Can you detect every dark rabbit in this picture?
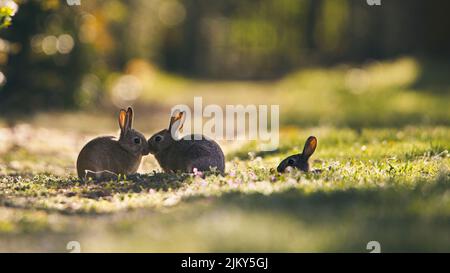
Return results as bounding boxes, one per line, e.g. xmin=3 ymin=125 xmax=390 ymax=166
xmin=277 ymin=136 xmax=317 ymax=172
xmin=76 ymin=107 xmax=149 ymax=181
xmin=148 ymin=110 xmax=225 ymax=175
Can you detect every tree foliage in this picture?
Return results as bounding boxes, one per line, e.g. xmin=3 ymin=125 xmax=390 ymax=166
xmin=0 ymin=0 xmax=17 ymax=29
xmin=0 ymin=0 xmax=449 ymax=113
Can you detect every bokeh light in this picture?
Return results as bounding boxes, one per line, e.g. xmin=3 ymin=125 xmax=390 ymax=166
xmin=57 ymin=34 xmax=75 ymax=54
xmin=30 ymin=34 xmax=44 ymax=54
xmin=79 ymin=13 xmax=97 ymax=43
xmin=0 ymin=71 xmax=6 ymax=86
xmin=158 ymin=0 xmax=186 ymax=27
xmin=41 ymin=35 xmax=58 ymax=55
xmin=111 ymin=75 xmax=143 ymax=108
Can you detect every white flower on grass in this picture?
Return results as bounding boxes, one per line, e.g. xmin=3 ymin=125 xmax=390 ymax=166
xmin=0 ymin=0 xmax=18 ymax=16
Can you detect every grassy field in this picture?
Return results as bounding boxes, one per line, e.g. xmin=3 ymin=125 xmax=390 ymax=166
xmin=0 ymin=58 xmax=449 ymax=252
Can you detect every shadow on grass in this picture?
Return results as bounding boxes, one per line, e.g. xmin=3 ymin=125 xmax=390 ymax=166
xmin=69 ymin=172 xmax=192 ymax=199
xmin=178 ymin=173 xmax=450 ymax=251
xmin=1 ymin=171 xmax=448 ymax=251
xmin=0 ymin=172 xmax=191 ymax=204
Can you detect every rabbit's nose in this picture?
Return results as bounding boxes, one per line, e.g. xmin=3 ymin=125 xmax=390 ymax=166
xmin=147 ymin=141 xmax=156 ymax=154
xmin=144 ymin=144 xmax=151 ymax=155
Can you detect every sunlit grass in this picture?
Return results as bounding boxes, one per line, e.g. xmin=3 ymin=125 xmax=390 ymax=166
xmin=0 ymin=125 xmax=449 ymax=252
xmin=0 ymin=57 xmax=449 ymax=252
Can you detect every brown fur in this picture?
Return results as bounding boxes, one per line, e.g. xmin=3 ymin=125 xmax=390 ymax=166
xmin=148 ymin=111 xmax=225 ymax=175
xmin=76 ymin=107 xmax=149 ymax=181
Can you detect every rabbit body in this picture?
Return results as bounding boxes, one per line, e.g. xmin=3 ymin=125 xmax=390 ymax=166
xmin=77 ymin=136 xmax=143 ymax=180
xmin=148 ymin=111 xmax=225 ymax=175
xmin=153 ymin=134 xmax=225 ymax=174
xmin=76 ymin=107 xmax=149 ymax=181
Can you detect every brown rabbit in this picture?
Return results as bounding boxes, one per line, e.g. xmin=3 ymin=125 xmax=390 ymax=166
xmin=277 ymin=136 xmax=317 ymax=172
xmin=76 ymin=107 xmax=149 ymax=181
xmin=147 ymin=110 xmax=225 ymax=175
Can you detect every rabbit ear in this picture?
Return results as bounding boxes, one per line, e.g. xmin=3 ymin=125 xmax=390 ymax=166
xmin=125 ymin=107 xmax=134 ymax=130
xmin=302 ymin=136 xmax=317 ymax=159
xmin=169 ymin=110 xmax=185 ymax=132
xmin=118 ymin=109 xmax=127 ymax=132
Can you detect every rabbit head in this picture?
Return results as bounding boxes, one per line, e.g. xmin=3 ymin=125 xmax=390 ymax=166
xmin=277 ymin=136 xmax=317 ymax=172
xmin=118 ymin=107 xmax=150 ymax=156
xmin=148 ymin=110 xmax=185 ymax=155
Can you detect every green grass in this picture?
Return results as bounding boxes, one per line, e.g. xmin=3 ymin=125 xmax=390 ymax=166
xmin=0 ymin=126 xmax=449 ymax=252
xmin=0 ymin=57 xmax=449 ymax=252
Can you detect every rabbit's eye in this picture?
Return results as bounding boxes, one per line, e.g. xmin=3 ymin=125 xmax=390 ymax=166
xmin=133 ymin=137 xmax=141 ymax=144
xmin=155 ymin=135 xmax=163 ymax=142
xmin=288 ymin=158 xmax=295 ymax=165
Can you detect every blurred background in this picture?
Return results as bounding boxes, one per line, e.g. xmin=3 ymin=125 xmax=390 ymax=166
xmin=0 ymin=0 xmax=448 ymax=131
xmin=0 ymin=0 xmax=450 ymax=253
